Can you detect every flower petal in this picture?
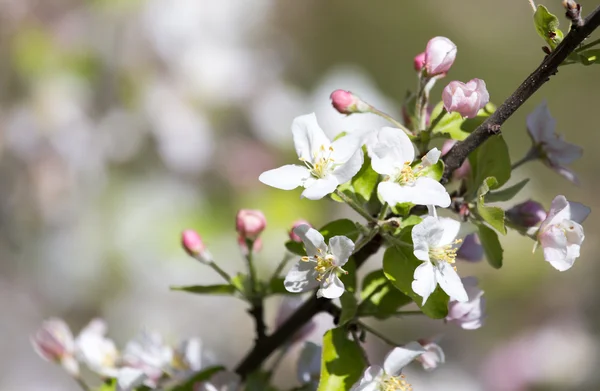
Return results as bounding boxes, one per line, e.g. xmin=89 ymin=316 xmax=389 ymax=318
xmin=284 ymin=260 xmax=320 ymax=293
xmin=317 ymin=273 xmax=345 ymax=299
xmin=328 ymin=236 xmax=355 ymax=267
xmin=292 ymin=113 xmax=330 ymax=162
xmin=412 ymin=216 xmax=444 ymax=259
xmin=569 ymin=201 xmax=591 ymax=224
xmin=526 ymin=100 xmax=555 ymax=143
xmin=333 ymin=148 xmax=364 ymax=185
xmin=259 ymin=165 xmax=309 ymax=190
xmin=438 ymin=217 xmax=462 ymax=246
xmin=541 ymin=195 xmax=570 ymax=229
xmin=301 ymin=176 xmax=339 ymax=200
xmin=435 ymin=262 xmax=468 ymax=302
xmin=422 ymin=148 xmax=441 ymax=167
xmin=293 ymin=225 xmax=327 ymax=257
xmin=383 ymin=343 xmax=426 ymax=376
xmin=369 ymin=127 xmax=415 ymax=175
xmin=413 ymin=177 xmax=451 ymax=207
xmin=330 ymin=134 xmax=363 ymax=164
xmin=412 ymin=262 xmax=436 ymax=305
xmin=117 ymin=368 xmax=147 ymax=391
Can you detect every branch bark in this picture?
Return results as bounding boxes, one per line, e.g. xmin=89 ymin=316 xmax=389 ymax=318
xmin=235 ymin=4 xmax=600 ymax=379
xmin=442 ymin=5 xmax=600 ymax=182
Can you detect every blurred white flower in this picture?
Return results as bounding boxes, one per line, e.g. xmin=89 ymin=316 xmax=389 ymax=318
xmin=296 ymin=342 xmax=321 ymax=390
xmin=121 ymin=329 xmax=173 ymax=387
xmin=31 ymin=318 xmax=79 ymax=377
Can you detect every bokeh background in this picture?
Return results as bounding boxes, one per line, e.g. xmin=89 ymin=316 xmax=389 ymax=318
xmin=2 ymin=0 xmax=599 ymax=390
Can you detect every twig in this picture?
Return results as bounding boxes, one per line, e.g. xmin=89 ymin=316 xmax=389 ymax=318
xmin=441 ymin=5 xmax=600 ymax=183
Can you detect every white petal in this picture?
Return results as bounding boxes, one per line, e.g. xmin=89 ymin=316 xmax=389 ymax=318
xmin=542 ymin=195 xmax=570 ymax=228
xmin=412 ymin=177 xmax=451 ymax=207
xmin=438 ymin=217 xmax=462 ymax=246
xmin=383 ymin=343 xmax=426 ymax=376
xmin=333 ymin=148 xmax=364 ymax=185
xmin=569 ymin=201 xmax=591 ymax=224
xmin=328 ymin=236 xmax=355 ymax=267
xmin=369 ymin=127 xmax=415 ymax=175
xmin=351 ymin=366 xmax=384 ymax=391
xmin=301 ymin=177 xmax=339 ymax=200
xmin=293 ymin=225 xmax=327 ymax=257
xmin=292 ymin=113 xmax=330 ymax=162
xmin=377 ymin=181 xmax=408 ymax=205
xmin=117 ymin=368 xmax=147 ymax=391
xmin=412 ymin=216 xmax=444 ymax=259
xmin=435 ymin=262 xmax=468 ymax=302
xmin=318 ymin=273 xmax=345 ymax=299
xmin=330 ymin=134 xmax=363 ymax=164
xmin=540 ymin=225 xmax=569 ymax=270
xmin=422 ymin=148 xmax=441 ymax=167
xmin=526 ymin=101 xmax=555 ymax=143
xmin=259 ymin=165 xmax=310 ymax=190
xmin=412 ymin=262 xmax=436 ymax=305
xmin=284 ymin=261 xmax=320 ymax=293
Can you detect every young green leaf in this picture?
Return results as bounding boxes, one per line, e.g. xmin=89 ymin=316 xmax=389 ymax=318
xmin=429 ymin=101 xmax=495 ymax=140
xmin=358 ymin=270 xmax=413 ymax=319
xmin=338 ymin=292 xmax=358 ymax=326
xmin=317 ymin=327 xmax=366 ymax=391
xmin=533 ymin=5 xmax=564 ymax=49
xmin=319 ymin=219 xmax=360 ymax=242
xmin=485 ymin=178 xmax=530 ymax=203
xmin=352 ymin=154 xmax=379 ymax=203
xmin=170 ymin=284 xmax=236 ymax=295
xmin=468 ymin=135 xmax=511 ymax=198
xmin=477 ymin=223 xmax=504 ymax=269
xmin=476 ymin=177 xmax=507 ymax=235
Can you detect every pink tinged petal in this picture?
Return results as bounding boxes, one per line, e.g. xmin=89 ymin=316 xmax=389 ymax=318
xmin=413 ymin=177 xmax=451 ymax=207
xmin=569 ymin=202 xmax=591 ymax=224
xmin=292 ymin=113 xmax=330 ymax=162
xmin=438 ymin=217 xmax=461 ymax=246
xmin=31 ymin=318 xmax=76 ymax=362
xmin=541 ymin=195 xmax=570 ymax=229
xmin=424 ymin=36 xmax=457 ymax=76
xmin=551 ymin=165 xmax=580 ymax=185
xmin=330 ymin=134 xmax=363 ymax=164
xmin=435 ymin=262 xmax=468 ymax=302
xmin=333 ymin=148 xmax=364 ymax=185
xmin=284 ymin=260 xmax=320 ymax=293
xmin=317 ymin=273 xmax=345 ymax=299
xmin=526 ymin=101 xmax=556 ymax=143
xmin=383 ymin=343 xmax=426 ymax=376
xmin=301 ymin=177 xmax=339 ymax=200
xmin=539 ymin=225 xmax=570 ymax=271
xmin=412 ymin=262 xmax=437 ymax=305
xmin=419 ymin=343 xmax=445 ymax=371
xmin=259 ymin=165 xmax=310 ymax=190
xmin=328 ymin=236 xmax=355 ymax=267
xmin=293 ymin=225 xmax=326 ymax=257
xmin=544 ymin=138 xmax=582 ymax=166
xmin=361 ymin=366 xmax=384 ymax=383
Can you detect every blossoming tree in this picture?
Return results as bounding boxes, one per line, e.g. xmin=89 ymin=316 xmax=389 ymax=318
xmin=31 ymin=2 xmax=599 ymax=390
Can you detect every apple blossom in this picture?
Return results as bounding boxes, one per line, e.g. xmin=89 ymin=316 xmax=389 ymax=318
xmin=423 ymin=37 xmax=457 ymax=77
xmin=506 ymin=200 xmax=547 ymax=228
xmin=171 ymin=338 xmax=204 ymax=380
xmin=456 ymin=233 xmax=483 ymax=262
xmin=411 ymin=216 xmax=468 ymax=305
xmin=296 ymin=342 xmax=321 ymax=391
xmin=330 ymin=89 xmax=370 ymax=114
xmin=182 ymin=229 xmax=212 ymax=263
xmin=75 ymin=318 xmax=120 ymax=377
xmin=442 ymin=78 xmax=490 ymax=119
xmin=284 ymin=224 xmax=354 ymax=299
xmin=526 ymin=101 xmax=583 ymax=183
xmin=416 ymin=339 xmax=445 ymax=371
xmin=350 ymin=342 xmax=425 ymax=391
xmin=445 ymin=277 xmax=486 ymax=330
xmin=368 ymin=127 xmax=450 ymax=207
xmin=121 ymin=329 xmax=174 ymax=388
xmin=259 ymin=113 xmax=364 ymax=200
xmin=536 ymin=195 xmax=590 ymax=271
xmin=31 ymin=318 xmax=79 ymax=377
xmin=289 ymin=219 xmax=312 ymax=243
xmin=235 ymin=209 xmax=266 ymax=240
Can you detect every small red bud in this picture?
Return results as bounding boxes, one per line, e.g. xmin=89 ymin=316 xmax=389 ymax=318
xmin=181 ymin=229 xmax=208 ymax=260
xmin=414 ymin=52 xmax=426 ymax=72
xmin=235 ymin=209 xmax=267 ymax=240
xmin=330 ymin=89 xmax=369 ymax=115
xmin=289 ymin=220 xmax=312 ymax=242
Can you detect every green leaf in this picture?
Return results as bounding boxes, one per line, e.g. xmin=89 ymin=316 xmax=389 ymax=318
xmin=267 ymin=277 xmax=292 ymax=295
xmin=534 ymin=5 xmax=564 ymax=49
xmin=317 ymin=327 xmax=366 ymax=391
xmin=351 ymin=154 xmax=379 ymax=203
xmin=169 ymin=366 xmax=225 ymax=391
xmin=319 ymin=219 xmax=360 ymax=242
xmin=231 ymin=273 xmax=250 ymax=295
xmin=477 ymin=223 xmax=504 ymax=269
xmin=330 ymin=182 xmax=356 ymax=203
xmin=96 ymin=380 xmax=117 ymax=391
xmin=170 ymin=284 xmax=235 ymax=295
xmin=390 ymin=202 xmax=414 ymax=217
xmin=244 ymin=371 xmax=279 ymax=391
xmin=383 ymin=245 xmax=449 ymax=319
xmin=418 ymin=160 xmax=444 ymax=181
xmin=358 ymin=270 xmax=413 ymax=319
xmin=485 ymin=178 xmax=530 ymax=203
xmin=429 ymin=102 xmax=495 ymax=141
xmin=285 ymin=241 xmax=306 ymax=256
xmin=468 ymin=135 xmax=511 ymax=198
xmin=339 ymin=292 xmax=358 ymax=326
xmin=476 ymin=177 xmax=507 ymax=235
xmin=400 ymin=215 xmax=423 ymax=229
xmin=577 ymin=49 xmax=600 ymax=65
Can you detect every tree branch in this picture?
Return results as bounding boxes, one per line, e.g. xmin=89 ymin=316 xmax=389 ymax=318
xmin=441 ymin=5 xmax=600 ymax=182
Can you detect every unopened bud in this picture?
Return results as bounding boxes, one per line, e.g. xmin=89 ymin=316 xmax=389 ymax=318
xmin=181 ymin=229 xmax=211 ymax=262
xmin=446 ymin=277 xmax=485 ymax=330
xmin=506 ymin=200 xmax=547 ymax=227
xmin=235 ymin=209 xmax=266 ymax=240
xmin=414 ymin=52 xmax=426 ymax=72
xmin=330 ymin=89 xmax=369 ymax=115
xmin=456 ymin=233 xmax=483 ymax=262
xmin=289 ymin=220 xmax=312 ymax=242
xmin=31 ymin=318 xmax=80 ymax=377
xmin=424 ymin=36 xmax=457 ymax=77
xmin=563 ymin=0 xmax=583 ymax=26
xmin=442 ymin=79 xmax=490 ymax=119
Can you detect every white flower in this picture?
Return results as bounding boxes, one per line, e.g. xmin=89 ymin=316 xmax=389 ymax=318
xmin=171 ymin=338 xmax=203 ymax=380
xmin=368 ymin=127 xmax=450 ymax=207
xmin=284 ymin=224 xmax=354 ymax=299
xmin=296 ymin=342 xmax=321 ymax=391
xmin=259 ymin=113 xmax=364 ymax=200
xmin=536 ymin=195 xmax=590 ymax=271
xmin=76 ymin=319 xmax=120 ymax=377
xmin=416 ymin=340 xmax=445 ymax=371
xmin=31 ymin=318 xmax=79 ymax=377
xmin=445 ymin=277 xmax=485 ymax=330
xmin=527 ymin=101 xmax=583 ymax=184
xmin=121 ymin=329 xmax=173 ymax=388
xmin=350 ymin=342 xmax=425 ymax=391
xmin=411 ymin=216 xmax=468 ymax=304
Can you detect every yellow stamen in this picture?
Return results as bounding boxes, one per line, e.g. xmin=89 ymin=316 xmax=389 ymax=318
xmin=429 ymin=239 xmax=462 ymax=265
xmin=381 ymin=374 xmax=412 ymax=391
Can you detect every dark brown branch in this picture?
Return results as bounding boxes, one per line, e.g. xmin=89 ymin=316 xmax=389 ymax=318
xmin=442 ymin=5 xmax=600 ymax=182
xmin=248 ymin=298 xmax=267 ymax=343
xmin=235 ymin=234 xmax=383 ymax=378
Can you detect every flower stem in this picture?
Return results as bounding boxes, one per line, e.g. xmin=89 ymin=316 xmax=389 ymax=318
xmin=334 ymin=189 xmax=378 ymax=224
xmin=382 ymin=232 xmax=412 ymax=248
xmin=353 ymin=227 xmax=380 ymax=255
xmin=511 ymin=148 xmax=538 ymax=170
xmin=209 ymin=261 xmax=246 ymax=298
xmin=368 ymin=106 xmax=415 ymax=138
xmin=527 ymin=0 xmax=536 ymax=12
xmin=357 ymin=320 xmax=399 ymax=347
xmin=269 ymin=253 xmax=293 ymax=283
xmin=245 ymin=240 xmax=259 ymax=295
xmin=577 ymin=37 xmax=600 ymax=52
xmin=415 ymin=76 xmax=430 ymax=133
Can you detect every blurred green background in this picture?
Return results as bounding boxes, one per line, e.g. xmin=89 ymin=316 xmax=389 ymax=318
xmin=2 ymin=0 xmax=599 ymax=390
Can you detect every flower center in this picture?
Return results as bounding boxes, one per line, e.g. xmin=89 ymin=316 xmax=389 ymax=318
xmin=393 ymin=162 xmax=423 ymax=186
xmin=429 ymin=240 xmax=462 ymax=266
xmin=380 ymin=374 xmax=412 ymax=391
xmin=300 ymin=144 xmax=335 ymax=179
xmin=301 ymin=248 xmax=346 ymax=282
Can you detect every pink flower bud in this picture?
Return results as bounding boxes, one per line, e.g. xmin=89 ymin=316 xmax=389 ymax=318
xmin=330 ymin=89 xmax=369 ymax=115
xmin=442 ymin=78 xmax=490 ymax=119
xmin=424 ymin=37 xmax=457 ymax=77
xmin=31 ymin=318 xmax=79 ymax=376
xmin=237 ymin=236 xmax=262 ymax=256
xmin=235 ymin=209 xmax=266 ymax=240
xmin=416 ymin=339 xmax=445 ymax=371
xmin=506 ymin=200 xmax=547 ymax=227
xmin=414 ymin=52 xmax=426 ymax=72
xmin=446 ymin=277 xmax=485 ymax=330
xmin=289 ymin=220 xmax=312 ymax=242
xmin=441 ymin=140 xmax=471 ymax=180
xmin=181 ymin=229 xmax=210 ymax=261
xmin=456 ymin=233 xmax=483 ymax=262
